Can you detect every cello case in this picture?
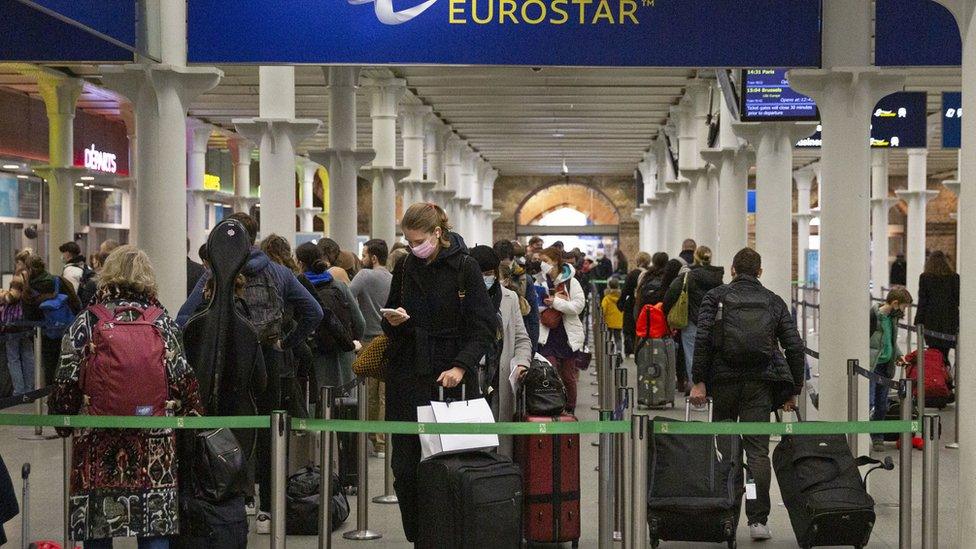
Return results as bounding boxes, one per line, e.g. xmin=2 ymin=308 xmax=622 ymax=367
xmin=182 ymin=219 xmax=266 ymax=458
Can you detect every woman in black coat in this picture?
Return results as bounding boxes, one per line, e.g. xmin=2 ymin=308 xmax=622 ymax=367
xmin=381 ymin=203 xmax=497 ymax=543
xmin=914 ymin=251 xmax=960 ymax=362
xmin=618 ymin=252 xmax=651 ymax=356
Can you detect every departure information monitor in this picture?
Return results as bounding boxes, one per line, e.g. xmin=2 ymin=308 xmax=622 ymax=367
xmin=740 ymin=69 xmax=819 ymax=121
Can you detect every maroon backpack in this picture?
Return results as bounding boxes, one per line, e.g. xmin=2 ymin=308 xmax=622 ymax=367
xmin=80 ymin=304 xmax=169 ymax=417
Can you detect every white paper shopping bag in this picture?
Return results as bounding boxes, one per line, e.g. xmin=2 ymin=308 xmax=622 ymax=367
xmin=418 ymin=391 xmax=499 ymax=460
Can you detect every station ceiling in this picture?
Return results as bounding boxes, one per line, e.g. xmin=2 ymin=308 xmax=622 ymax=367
xmin=0 ymin=63 xmax=963 ymax=179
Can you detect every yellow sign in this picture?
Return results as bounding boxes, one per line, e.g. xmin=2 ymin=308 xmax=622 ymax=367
xmin=204 ymin=174 xmax=221 ymax=191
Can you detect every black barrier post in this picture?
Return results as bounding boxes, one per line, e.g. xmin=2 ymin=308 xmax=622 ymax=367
xmin=921 ymin=414 xmax=941 ymax=549
xmin=915 ymin=323 xmax=926 ymax=416
xmin=318 ymin=386 xmax=334 ymax=549
xmin=271 ymin=410 xmax=288 ymax=548
xmin=948 ymin=332 xmax=960 ymax=449
xmin=846 ymin=359 xmax=859 ymax=450
xmin=598 ymin=409 xmax=614 ymax=549
xmin=629 ymin=414 xmax=648 ymax=549
xmin=62 ymin=437 xmax=70 ymax=549
xmin=898 ymin=379 xmax=913 ymax=549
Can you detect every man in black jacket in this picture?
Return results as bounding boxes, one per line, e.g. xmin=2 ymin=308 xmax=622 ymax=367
xmin=689 ymin=247 xmax=804 ymax=542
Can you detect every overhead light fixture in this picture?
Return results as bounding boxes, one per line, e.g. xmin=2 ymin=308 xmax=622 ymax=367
xmin=553 ymin=133 xmax=565 ymax=138
xmin=85 ymin=185 xmax=94 ymax=190
xmin=79 ymin=176 xmax=95 ymax=181
xmin=2 ymin=164 xmax=19 ymax=170
xmin=74 ymin=182 xmax=84 ymax=187
xmin=101 ymin=187 xmax=113 ymax=191
xmin=16 ymin=175 xmax=28 ymax=180
xmin=561 ymin=158 xmax=569 ymax=176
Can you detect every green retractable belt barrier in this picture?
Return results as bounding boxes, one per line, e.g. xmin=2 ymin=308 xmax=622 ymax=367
xmin=653 ymin=419 xmax=919 ymax=436
xmin=0 ymin=414 xmax=270 ymax=429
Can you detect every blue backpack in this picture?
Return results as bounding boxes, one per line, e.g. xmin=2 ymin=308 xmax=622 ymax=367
xmin=39 ymin=277 xmax=75 ymax=339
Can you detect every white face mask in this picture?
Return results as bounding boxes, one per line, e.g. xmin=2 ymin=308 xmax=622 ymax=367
xmin=483 ymin=275 xmax=496 ymax=289
xmin=540 ymin=261 xmax=554 ymax=276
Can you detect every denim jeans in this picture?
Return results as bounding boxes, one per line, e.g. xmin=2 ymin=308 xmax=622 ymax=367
xmin=680 ymin=322 xmax=698 ymax=385
xmin=85 ymin=537 xmax=169 ymax=549
xmin=870 ymin=361 xmax=895 ymax=443
xmin=4 ymin=331 xmax=35 ymax=395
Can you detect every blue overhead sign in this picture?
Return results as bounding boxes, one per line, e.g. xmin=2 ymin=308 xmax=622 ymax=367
xmin=875 ymin=0 xmax=961 ymax=67
xmin=0 ymin=0 xmax=136 ymax=62
xmin=188 ymin=0 xmax=823 ymax=67
xmin=943 ymin=92 xmax=962 ymax=149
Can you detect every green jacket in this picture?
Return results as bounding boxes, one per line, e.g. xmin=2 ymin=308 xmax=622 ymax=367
xmin=869 ymin=304 xmax=902 ymax=367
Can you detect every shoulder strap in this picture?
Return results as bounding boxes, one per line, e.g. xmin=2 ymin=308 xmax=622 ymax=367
xmin=457 ymin=255 xmax=470 ymax=301
xmin=52 ymin=277 xmax=60 ymax=295
xmin=88 ymin=303 xmax=113 ymax=323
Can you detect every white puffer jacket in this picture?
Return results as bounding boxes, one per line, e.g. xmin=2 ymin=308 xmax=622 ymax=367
xmin=537 ymin=264 xmax=587 ymax=352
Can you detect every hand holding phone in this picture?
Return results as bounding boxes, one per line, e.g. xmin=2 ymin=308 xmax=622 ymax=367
xmin=381 ymin=307 xmax=410 ymax=326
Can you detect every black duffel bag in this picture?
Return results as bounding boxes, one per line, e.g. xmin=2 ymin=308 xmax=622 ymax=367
xmin=519 ymin=356 xmax=567 ymax=417
xmin=286 ymin=465 xmax=351 ymax=535
xmin=192 ymin=427 xmax=246 ymax=503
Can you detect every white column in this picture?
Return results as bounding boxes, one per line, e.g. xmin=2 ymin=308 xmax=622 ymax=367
xmin=229 ymin=138 xmax=255 ymax=214
xmin=686 ymin=81 xmax=716 ymax=247
xmin=702 ymin=146 xmax=752 ymax=271
xmin=362 ymin=77 xmax=410 ymax=245
xmin=932 ymin=1 xmax=976 ymax=539
xmin=309 ymin=66 xmax=375 ymax=251
xmin=454 ymin=144 xmax=476 ymax=242
xmin=790 ymin=0 xmax=906 ymax=442
xmin=671 ymin=103 xmax=698 ymax=246
xmin=870 ymin=149 xmax=892 ymax=296
xmin=36 ymin=74 xmax=83 ymax=269
xmin=399 ymin=104 xmax=434 ymax=209
xmin=734 ymin=122 xmax=816 ymax=303
xmin=186 ymin=119 xmax=212 ymax=263
xmin=637 ymin=154 xmax=658 ymax=253
xmin=297 ymin=157 xmax=322 ymax=232
xmin=653 ymin=191 xmax=672 ymax=254
xmin=793 ymin=168 xmax=816 ymax=286
xmin=482 ymin=167 xmax=498 ymax=245
xmin=944 ymin=150 xmax=962 ymax=266
xmin=235 ymin=66 xmax=321 ymax=246
xmin=424 ymin=115 xmax=446 ymax=205
xmin=464 ymin=151 xmax=484 ymax=244
xmin=443 ymin=134 xmax=464 ymax=233
xmin=119 ymin=104 xmax=139 ymax=245
xmin=100 ymin=0 xmax=222 ymax=311
xmin=895 ymin=149 xmax=937 ymax=298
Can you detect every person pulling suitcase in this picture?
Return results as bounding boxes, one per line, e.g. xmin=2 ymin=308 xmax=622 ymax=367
xmin=689 ymin=248 xmax=805 ymax=542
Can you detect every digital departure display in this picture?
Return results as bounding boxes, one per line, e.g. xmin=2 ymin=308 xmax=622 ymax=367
xmin=795 ymin=92 xmax=928 ymax=149
xmin=740 ymin=69 xmax=819 ymax=122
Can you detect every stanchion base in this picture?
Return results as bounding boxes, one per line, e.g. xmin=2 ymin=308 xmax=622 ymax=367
xmin=613 ymin=531 xmax=623 ymax=542
xmin=343 ymin=530 xmax=383 ymax=540
xmin=591 ymin=392 xmax=600 ymax=397
xmin=372 ymin=495 xmax=399 ymax=504
xmin=946 ymin=442 xmax=960 ymax=449
xmin=18 ymin=430 xmax=59 ymax=441
xmin=591 ymin=441 xmax=600 ymax=447
xmin=590 ymin=381 xmax=599 ymax=386
xmin=590 ymin=371 xmax=597 ymax=377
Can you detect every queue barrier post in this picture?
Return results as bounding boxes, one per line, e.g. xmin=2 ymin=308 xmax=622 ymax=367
xmin=846 ymin=359 xmax=859 ymax=451
xmin=33 ymin=327 xmax=42 ymax=437
xmin=629 ymin=414 xmax=648 ymax=549
xmin=921 ymin=414 xmax=941 ymax=549
xmin=597 ymin=410 xmax=614 ymax=549
xmin=270 ymin=410 xmax=289 ymax=549
xmin=62 ymin=436 xmax=71 ymax=549
xmin=343 ymin=380 xmax=382 ymax=541
xmin=915 ymin=323 xmax=926 ymax=417
xmin=318 ymin=386 xmax=335 ymax=549
xmin=898 ymin=379 xmax=913 ymax=549
xmin=613 ymin=380 xmax=631 ymax=542
xmin=372 ymin=437 xmax=397 ymax=504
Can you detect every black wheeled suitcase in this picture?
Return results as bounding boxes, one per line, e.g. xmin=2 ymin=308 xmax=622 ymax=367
xmin=648 ymin=399 xmax=743 ymax=549
xmin=417 ymin=451 xmax=523 ymax=549
xmin=773 ymin=430 xmax=877 ymax=549
xmin=636 ymin=336 xmax=677 ymax=409
xmin=333 ymin=396 xmax=358 ymax=489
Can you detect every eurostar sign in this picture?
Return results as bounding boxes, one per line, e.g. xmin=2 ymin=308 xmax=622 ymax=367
xmin=188 ymin=0 xmax=822 ymax=67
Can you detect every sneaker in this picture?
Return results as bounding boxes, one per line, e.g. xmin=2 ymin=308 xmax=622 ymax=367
xmin=749 ymin=522 xmax=772 ymax=541
xmin=255 ymin=512 xmax=271 ymax=534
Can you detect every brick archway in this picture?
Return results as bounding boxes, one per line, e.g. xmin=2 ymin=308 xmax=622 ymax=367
xmin=515 ymin=180 xmax=621 ymax=226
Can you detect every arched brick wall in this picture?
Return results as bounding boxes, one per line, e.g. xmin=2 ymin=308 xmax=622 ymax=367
xmin=493 ymin=175 xmax=640 ymax=261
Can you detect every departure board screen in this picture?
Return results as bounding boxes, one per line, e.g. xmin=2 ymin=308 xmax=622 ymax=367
xmin=740 ymin=69 xmax=819 ymax=121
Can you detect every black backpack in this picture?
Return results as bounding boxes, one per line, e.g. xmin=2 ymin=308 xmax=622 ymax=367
xmin=713 ymin=288 xmax=775 ymax=369
xmin=313 ymin=279 xmax=355 ymax=351
xmin=518 ymin=357 xmax=567 ymax=417
xmin=241 ymin=268 xmax=284 ymax=344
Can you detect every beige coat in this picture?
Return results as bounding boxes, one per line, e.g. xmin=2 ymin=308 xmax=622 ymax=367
xmin=497 ymin=286 xmax=533 ymax=456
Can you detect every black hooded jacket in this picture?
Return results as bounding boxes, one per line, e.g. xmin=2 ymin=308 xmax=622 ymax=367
xmin=383 ymin=232 xmax=497 ymax=381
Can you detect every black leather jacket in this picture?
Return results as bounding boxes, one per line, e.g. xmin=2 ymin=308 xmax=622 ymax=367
xmin=692 ymin=275 xmax=805 ymax=394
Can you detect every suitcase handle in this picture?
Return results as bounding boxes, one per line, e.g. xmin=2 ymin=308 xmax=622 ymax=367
xmin=684 ymin=397 xmax=713 ymax=422
xmin=774 ymin=409 xmax=803 ymax=423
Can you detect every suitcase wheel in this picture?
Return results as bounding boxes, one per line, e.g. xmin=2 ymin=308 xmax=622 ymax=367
xmin=727 ymin=541 xmax=737 ymax=549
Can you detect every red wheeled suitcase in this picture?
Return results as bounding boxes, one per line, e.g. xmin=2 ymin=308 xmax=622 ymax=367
xmin=515 ymin=414 xmax=581 ymax=546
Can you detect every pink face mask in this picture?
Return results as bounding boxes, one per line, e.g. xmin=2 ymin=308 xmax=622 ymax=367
xmin=410 ymin=235 xmax=438 ymax=259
